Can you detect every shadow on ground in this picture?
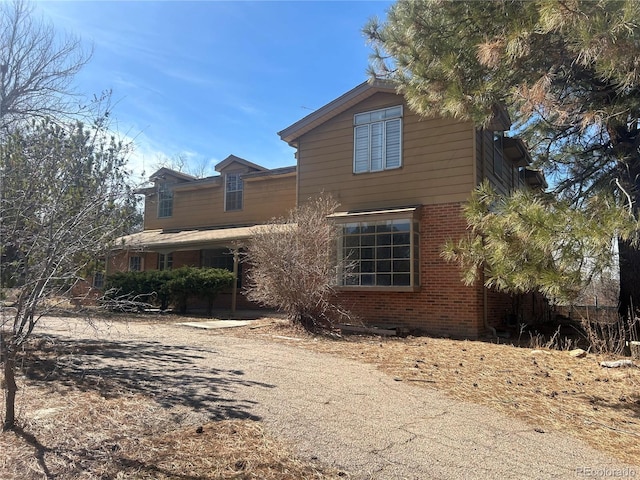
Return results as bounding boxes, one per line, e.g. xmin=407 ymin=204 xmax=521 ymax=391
xmin=21 ymin=335 xmax=273 ymax=421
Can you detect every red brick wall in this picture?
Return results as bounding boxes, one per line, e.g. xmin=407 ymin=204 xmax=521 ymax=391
xmin=336 ymin=203 xmax=486 ymax=338
xmin=172 ymin=250 xmax=200 ymax=268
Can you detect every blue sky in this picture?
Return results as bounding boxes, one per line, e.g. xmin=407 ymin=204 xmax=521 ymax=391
xmin=36 ymin=1 xmax=394 ymax=181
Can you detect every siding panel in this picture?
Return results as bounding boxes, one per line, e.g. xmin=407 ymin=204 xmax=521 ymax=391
xmin=297 ymin=92 xmax=476 ymax=211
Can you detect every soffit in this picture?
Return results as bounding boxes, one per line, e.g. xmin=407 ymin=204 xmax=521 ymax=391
xmin=278 ymin=79 xmax=398 ymax=145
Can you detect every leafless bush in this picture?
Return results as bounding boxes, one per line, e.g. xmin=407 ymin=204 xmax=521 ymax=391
xmin=579 ymin=307 xmax=639 ymax=356
xmin=244 ymin=195 xmax=353 ymax=333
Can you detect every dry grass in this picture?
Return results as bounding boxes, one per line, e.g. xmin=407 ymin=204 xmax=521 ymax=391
xmin=2 ymin=313 xmax=639 ymax=478
xmin=233 ymin=319 xmax=640 ymax=466
xmin=0 ymin=354 xmax=345 ymax=479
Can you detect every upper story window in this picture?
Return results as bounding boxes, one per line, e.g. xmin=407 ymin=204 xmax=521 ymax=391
xmin=158 ymin=183 xmax=173 ymax=218
xmin=225 ymin=173 xmax=243 ymax=211
xmin=353 ymin=105 xmax=403 ymax=174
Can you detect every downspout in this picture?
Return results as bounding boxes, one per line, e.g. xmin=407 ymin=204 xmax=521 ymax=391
xmin=479 ymin=127 xmax=496 ymax=337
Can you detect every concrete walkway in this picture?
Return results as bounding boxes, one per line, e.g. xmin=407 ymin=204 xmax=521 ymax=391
xmin=38 ymin=317 xmax=639 ymax=479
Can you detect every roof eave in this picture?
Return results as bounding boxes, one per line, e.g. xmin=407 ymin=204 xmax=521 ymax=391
xmin=278 ymin=78 xmax=397 ymax=145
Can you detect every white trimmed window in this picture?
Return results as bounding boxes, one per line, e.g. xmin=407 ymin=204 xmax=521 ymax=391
xmin=158 ymin=183 xmax=173 ymax=218
xmin=333 ymin=208 xmax=420 ymax=290
xmin=225 ymin=173 xmax=243 ymax=211
xmin=158 ymin=253 xmax=173 ymax=271
xmin=353 ymin=105 xmax=403 ymax=173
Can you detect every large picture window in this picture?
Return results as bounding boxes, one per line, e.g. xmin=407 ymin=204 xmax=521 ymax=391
xmin=225 ymin=173 xmax=243 ymax=211
xmin=337 ymin=215 xmax=419 ymax=289
xmin=353 ymin=105 xmax=402 ymax=173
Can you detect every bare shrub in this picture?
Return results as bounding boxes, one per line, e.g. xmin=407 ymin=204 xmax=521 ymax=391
xmin=578 ymin=307 xmax=639 ymax=356
xmin=244 ymin=195 xmax=352 ymax=333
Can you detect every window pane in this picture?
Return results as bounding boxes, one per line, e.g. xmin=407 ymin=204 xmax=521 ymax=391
xmin=378 ymin=233 xmax=392 ymax=245
xmin=361 ymin=261 xmax=375 ymax=273
xmin=361 ymin=234 xmax=375 ymax=246
xmin=393 ymin=232 xmax=410 ymax=245
xmin=385 ymin=119 xmax=401 ymax=169
xmin=343 ymin=223 xmax=360 ymax=235
xmin=361 ymin=274 xmax=375 ymax=286
xmin=354 ymin=112 xmax=370 ymax=125
xmin=393 ymin=274 xmax=411 ymax=286
xmin=361 ymin=222 xmax=376 ymax=234
xmin=354 ymin=125 xmax=370 ymax=173
xmin=345 ymin=274 xmax=359 ymax=285
xmin=393 ymin=246 xmax=411 ymax=258
xmin=361 ymin=247 xmax=375 ymax=259
xmin=392 ymin=220 xmax=410 ymax=232
xmin=377 ymin=246 xmax=392 ymax=259
xmin=370 ymin=122 xmax=383 ymax=171
xmin=345 ymin=236 xmax=360 ymax=247
xmin=376 ymin=221 xmax=393 ymax=233
xmin=393 ymin=260 xmax=410 ymax=272
xmin=384 ymin=106 xmax=402 ymax=119
xmin=345 ymin=247 xmax=360 ymax=260
xmin=376 ymin=260 xmax=391 ymax=272
xmin=377 ymin=274 xmax=392 ymax=286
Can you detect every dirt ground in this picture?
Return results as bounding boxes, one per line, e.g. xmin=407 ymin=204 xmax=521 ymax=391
xmin=1 ymin=312 xmax=639 ymax=479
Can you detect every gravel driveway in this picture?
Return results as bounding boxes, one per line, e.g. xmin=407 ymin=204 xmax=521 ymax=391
xmin=37 ymin=317 xmax=638 ymax=480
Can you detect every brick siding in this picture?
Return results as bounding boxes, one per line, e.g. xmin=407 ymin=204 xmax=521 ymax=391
xmin=336 ymin=203 xmax=486 ymax=337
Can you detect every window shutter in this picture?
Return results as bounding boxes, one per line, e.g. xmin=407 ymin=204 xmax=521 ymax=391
xmin=385 ymin=118 xmax=401 ymax=169
xmin=370 ymin=122 xmax=384 ymax=171
xmin=354 ymin=125 xmax=370 ymax=173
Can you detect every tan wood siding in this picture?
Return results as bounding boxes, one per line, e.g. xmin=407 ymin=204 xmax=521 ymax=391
xmin=144 ymin=175 xmax=296 ymax=230
xmin=297 ymin=92 xmax=476 ymax=211
xmin=476 ymin=129 xmax=527 ymax=195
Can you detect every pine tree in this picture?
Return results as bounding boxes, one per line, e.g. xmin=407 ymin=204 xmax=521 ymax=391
xmin=366 ymin=0 xmax=640 ymax=311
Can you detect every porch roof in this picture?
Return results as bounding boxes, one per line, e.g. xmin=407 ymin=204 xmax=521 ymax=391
xmin=114 ymin=225 xmax=263 ymax=252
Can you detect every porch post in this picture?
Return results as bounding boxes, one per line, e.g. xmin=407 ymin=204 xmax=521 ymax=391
xmin=231 ymin=248 xmax=239 ymax=314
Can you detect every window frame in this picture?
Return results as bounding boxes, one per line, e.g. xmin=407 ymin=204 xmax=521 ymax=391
xmin=353 ymin=105 xmax=403 ymax=174
xmin=129 ymin=256 xmax=142 ymax=272
xmin=158 ymin=253 xmax=173 ymax=271
xmin=332 ymin=207 xmax=420 ymax=292
xmin=157 ymin=183 xmax=173 ymax=218
xmin=224 ymin=172 xmax=244 ymax=211
xmin=92 ymin=271 xmax=105 ymax=289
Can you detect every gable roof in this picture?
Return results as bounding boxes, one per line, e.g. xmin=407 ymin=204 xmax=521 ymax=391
xmin=149 ymin=167 xmax=197 ymax=183
xmin=278 ymin=79 xmax=397 ymax=146
xmin=215 ymin=154 xmax=268 ymax=173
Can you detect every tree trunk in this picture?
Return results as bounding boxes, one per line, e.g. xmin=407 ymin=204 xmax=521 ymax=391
xmin=618 ymin=239 xmax=640 ymax=317
xmin=617 ymin=157 xmax=640 ymax=318
xmin=2 ymin=336 xmax=17 ymax=431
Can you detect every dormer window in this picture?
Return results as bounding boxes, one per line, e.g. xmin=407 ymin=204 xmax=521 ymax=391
xmin=354 ymin=105 xmax=402 ymax=173
xmin=225 ymin=173 xmax=243 ymax=211
xmin=158 ymin=183 xmax=173 ymax=218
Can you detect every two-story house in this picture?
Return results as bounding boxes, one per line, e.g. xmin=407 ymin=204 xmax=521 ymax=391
xmin=110 ymin=154 xmax=297 ymax=309
xmin=113 ymin=79 xmax=546 ymax=337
